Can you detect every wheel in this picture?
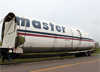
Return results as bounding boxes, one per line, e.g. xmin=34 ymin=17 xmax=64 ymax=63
xmin=84 ymin=52 xmax=88 ymax=56
xmin=88 ymin=51 xmax=92 ymax=56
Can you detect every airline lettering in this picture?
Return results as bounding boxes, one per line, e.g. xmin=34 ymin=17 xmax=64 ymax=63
xmin=16 ymin=17 xmax=65 ymax=33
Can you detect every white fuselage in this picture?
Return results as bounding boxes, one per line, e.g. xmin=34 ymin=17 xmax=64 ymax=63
xmin=2 ymin=12 xmax=95 ymax=53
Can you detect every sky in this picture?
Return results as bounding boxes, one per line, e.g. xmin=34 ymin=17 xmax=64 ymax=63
xmin=0 ymin=0 xmax=100 ymax=43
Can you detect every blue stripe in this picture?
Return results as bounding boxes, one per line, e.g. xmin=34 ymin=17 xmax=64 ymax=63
xmin=17 ymin=29 xmax=72 ymax=38
xmin=17 ymin=29 xmax=94 ymax=41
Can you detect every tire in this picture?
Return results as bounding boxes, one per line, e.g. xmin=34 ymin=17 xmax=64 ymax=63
xmin=88 ymin=51 xmax=92 ymax=56
xmin=84 ymin=52 xmax=88 ymax=56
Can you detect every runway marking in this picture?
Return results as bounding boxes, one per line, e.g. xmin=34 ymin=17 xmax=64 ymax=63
xmin=30 ymin=59 xmax=100 ymax=72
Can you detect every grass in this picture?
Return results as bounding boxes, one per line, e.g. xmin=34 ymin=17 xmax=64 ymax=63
xmin=0 ymin=42 xmax=2 ymax=46
xmin=92 ymin=47 xmax=100 ymax=55
xmin=0 ymin=47 xmax=100 ymax=64
xmin=0 ymin=56 xmax=74 ymax=64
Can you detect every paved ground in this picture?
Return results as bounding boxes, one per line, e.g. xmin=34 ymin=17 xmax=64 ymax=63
xmin=0 ymin=55 xmax=100 ymax=72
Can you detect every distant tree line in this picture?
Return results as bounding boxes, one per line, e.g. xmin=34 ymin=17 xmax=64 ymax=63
xmin=95 ymin=42 xmax=99 ymax=47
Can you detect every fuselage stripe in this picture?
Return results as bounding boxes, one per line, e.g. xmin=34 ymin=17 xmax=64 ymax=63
xmin=17 ymin=29 xmax=94 ymax=42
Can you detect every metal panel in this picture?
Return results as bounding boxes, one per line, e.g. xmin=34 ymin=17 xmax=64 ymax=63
xmin=2 ymin=17 xmax=17 ymax=48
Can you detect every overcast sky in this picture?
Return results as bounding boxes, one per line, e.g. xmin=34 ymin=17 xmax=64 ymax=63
xmin=0 ymin=0 xmax=100 ymax=42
